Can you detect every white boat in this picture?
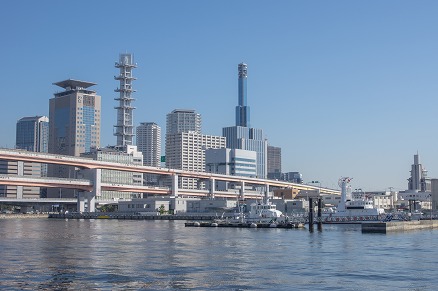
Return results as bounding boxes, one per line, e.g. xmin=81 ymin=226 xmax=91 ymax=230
xmin=246 ymin=202 xmax=285 ymax=223
xmin=222 ymin=201 xmax=288 ymax=224
xmin=322 ymin=177 xmax=385 ymax=223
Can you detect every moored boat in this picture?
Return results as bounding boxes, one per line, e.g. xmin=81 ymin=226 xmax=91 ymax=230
xmin=321 ymin=177 xmax=385 ymax=223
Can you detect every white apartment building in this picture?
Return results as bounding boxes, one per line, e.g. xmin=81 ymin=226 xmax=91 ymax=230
xmin=165 ymin=109 xmax=226 ymax=189
xmin=136 ymin=122 xmax=161 ymax=167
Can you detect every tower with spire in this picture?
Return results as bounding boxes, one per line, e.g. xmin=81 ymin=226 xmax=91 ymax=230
xmin=223 ymin=63 xmax=268 ymax=179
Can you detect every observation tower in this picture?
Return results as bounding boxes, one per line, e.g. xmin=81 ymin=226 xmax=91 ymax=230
xmin=114 ymin=53 xmax=137 ymax=147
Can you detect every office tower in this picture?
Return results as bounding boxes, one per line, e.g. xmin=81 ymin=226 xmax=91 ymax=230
xmin=408 ymin=153 xmax=431 ymax=192
xmin=16 ymin=116 xmax=49 ymax=152
xmin=48 ymin=79 xmax=101 ymax=197
xmin=16 ymin=115 xmax=49 ymax=178
xmin=136 ymin=122 xmax=161 ymax=186
xmin=267 ymin=145 xmax=281 ymax=180
xmin=79 ymin=145 xmax=143 ymax=200
xmin=282 ymin=172 xmax=303 ymax=184
xmin=165 ymin=109 xmax=225 ymax=189
xmin=114 ymin=53 xmax=137 ymax=147
xmin=236 ymin=63 xmax=250 ymax=127
xmin=136 ymin=122 xmax=161 ymax=167
xmin=205 ymin=148 xmax=257 ymax=191
xmin=223 ymin=63 xmax=268 ymax=179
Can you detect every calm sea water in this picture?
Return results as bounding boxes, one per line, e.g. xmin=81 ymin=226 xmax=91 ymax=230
xmin=0 ymin=218 xmax=436 ymax=291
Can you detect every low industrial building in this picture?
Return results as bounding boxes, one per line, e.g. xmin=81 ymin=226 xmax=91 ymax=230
xmin=117 ymin=197 xmax=228 ymax=214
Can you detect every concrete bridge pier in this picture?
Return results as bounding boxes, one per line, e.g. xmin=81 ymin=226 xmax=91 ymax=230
xmin=77 ymin=191 xmax=96 ymax=212
xmin=209 ymin=178 xmax=215 ymax=199
xmin=264 ymin=184 xmax=270 ymax=202
xmin=87 ymin=192 xmax=96 ymax=212
xmin=171 ymin=174 xmax=179 ymax=197
xmin=77 ymin=192 xmax=85 ymax=212
xmin=76 ymin=168 xmax=101 ymax=212
xmin=239 ymin=181 xmax=245 ymax=200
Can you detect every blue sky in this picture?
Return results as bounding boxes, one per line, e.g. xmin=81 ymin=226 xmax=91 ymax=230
xmin=1 ymin=1 xmax=437 ymax=191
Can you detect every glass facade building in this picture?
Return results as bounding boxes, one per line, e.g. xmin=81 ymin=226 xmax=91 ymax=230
xmin=15 ymin=115 xmax=49 ymax=179
xmin=16 ymin=116 xmax=49 ymax=152
xmin=267 ymin=145 xmax=282 ymax=179
xmin=222 ymin=126 xmax=267 ymax=179
xmin=48 ymin=79 xmax=101 ymax=198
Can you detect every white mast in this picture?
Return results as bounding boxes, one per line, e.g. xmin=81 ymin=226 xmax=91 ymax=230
xmin=338 ymin=177 xmax=352 ymax=212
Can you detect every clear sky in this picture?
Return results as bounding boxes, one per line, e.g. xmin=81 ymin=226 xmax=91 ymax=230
xmin=1 ymin=1 xmax=437 ymax=191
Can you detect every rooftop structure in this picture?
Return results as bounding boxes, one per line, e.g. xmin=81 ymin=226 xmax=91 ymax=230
xmin=53 ymin=79 xmax=97 ymax=90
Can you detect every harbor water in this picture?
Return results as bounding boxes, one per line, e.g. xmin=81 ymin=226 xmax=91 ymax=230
xmin=0 ymin=218 xmax=436 ymax=290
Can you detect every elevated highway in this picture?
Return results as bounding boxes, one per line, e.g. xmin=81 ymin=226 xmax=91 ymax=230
xmin=0 ymin=148 xmax=340 ymax=194
xmin=0 ymin=148 xmax=340 ymax=211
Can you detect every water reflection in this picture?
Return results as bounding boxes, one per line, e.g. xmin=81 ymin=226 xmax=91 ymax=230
xmin=0 ymin=219 xmax=437 ymax=290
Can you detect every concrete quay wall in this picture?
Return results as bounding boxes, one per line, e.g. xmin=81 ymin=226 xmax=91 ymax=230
xmin=362 ymin=220 xmax=438 ymax=233
xmin=0 ymin=214 xmax=49 ymax=219
xmin=49 ymin=213 xmax=219 ymax=221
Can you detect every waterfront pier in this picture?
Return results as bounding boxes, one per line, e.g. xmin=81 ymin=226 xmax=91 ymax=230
xmin=362 ymin=220 xmax=438 ymax=233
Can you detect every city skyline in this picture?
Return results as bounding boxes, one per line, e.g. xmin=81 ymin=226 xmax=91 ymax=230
xmin=1 ymin=1 xmax=438 ymax=191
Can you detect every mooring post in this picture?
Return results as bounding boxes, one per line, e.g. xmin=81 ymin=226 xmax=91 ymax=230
xmin=317 ymin=198 xmax=323 ymax=231
xmin=309 ymin=197 xmax=314 ymax=232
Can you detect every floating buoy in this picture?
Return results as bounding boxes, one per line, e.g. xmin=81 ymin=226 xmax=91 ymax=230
xmin=250 ymin=223 xmax=258 ymax=228
xmin=211 ymin=222 xmax=218 ymax=227
xmin=194 ymin=221 xmax=200 ymax=227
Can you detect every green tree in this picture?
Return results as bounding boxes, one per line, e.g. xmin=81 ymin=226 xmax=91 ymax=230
xmin=158 ymin=204 xmax=166 ymax=215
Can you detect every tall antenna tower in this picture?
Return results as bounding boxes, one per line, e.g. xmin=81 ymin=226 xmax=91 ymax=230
xmin=114 ymin=53 xmax=137 ymax=147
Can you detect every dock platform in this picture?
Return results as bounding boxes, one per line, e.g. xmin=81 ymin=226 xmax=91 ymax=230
xmin=185 ymin=221 xmax=305 ymax=229
xmin=362 ymin=220 xmax=438 ymax=233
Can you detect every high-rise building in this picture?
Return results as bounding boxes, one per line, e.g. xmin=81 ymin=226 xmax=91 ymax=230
xmin=48 ymin=79 xmax=101 ymax=197
xmin=236 ymin=63 xmax=250 ymax=127
xmin=205 ymin=148 xmax=257 ymax=191
xmin=136 ymin=122 xmax=161 ymax=186
xmin=16 ymin=116 xmax=49 ymax=153
xmin=16 ymin=115 xmax=49 ymax=178
xmin=223 ymin=63 xmax=268 ymax=179
xmin=136 ymin=122 xmax=161 ymax=167
xmin=166 ymin=109 xmax=201 ymax=134
xmin=114 ymin=53 xmax=137 ymax=147
xmin=282 ymin=172 xmax=303 ymax=184
xmin=165 ymin=109 xmax=225 ymax=189
xmin=408 ymin=153 xmax=431 ymax=192
xmin=267 ymin=145 xmax=281 ymax=180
